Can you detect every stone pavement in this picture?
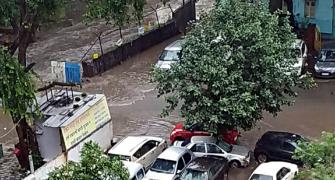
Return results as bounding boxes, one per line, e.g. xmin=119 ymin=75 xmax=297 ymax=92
xmin=0 ymin=145 xmax=24 ymax=180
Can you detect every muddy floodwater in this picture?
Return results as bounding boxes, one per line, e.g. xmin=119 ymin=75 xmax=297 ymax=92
xmin=1 ymin=35 xmax=335 ymax=179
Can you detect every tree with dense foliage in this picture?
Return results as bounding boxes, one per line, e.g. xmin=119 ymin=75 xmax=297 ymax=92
xmin=294 ymin=132 xmax=335 ymax=180
xmin=152 ymin=0 xmax=314 ymax=133
xmin=85 ymin=0 xmax=133 ymax=39
xmin=48 ymin=141 xmax=129 ymax=180
xmin=0 ymin=0 xmax=64 ymax=65
xmin=0 ymin=45 xmax=41 ymax=169
xmin=132 ymin=0 xmax=146 ymax=26
xmin=0 ymin=0 xmax=65 ymax=169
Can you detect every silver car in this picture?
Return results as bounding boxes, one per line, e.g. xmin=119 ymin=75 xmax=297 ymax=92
xmin=155 ymin=39 xmax=185 ymax=70
xmin=314 ymin=49 xmax=335 ymax=78
xmin=175 ymin=136 xmax=251 ymax=168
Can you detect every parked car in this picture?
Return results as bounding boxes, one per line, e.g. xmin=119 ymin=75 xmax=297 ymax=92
xmin=314 ymin=49 xmax=335 ymax=78
xmin=155 ymin=39 xmax=185 ymax=70
xmin=144 ymin=146 xmax=195 ymax=180
xmin=175 ymin=136 xmax=251 ymax=168
xmin=123 ymin=161 xmax=146 ymax=180
xmin=177 ymin=156 xmax=229 ymax=180
xmin=108 ymin=136 xmax=167 ymax=170
xmin=248 ymin=161 xmax=298 ymax=180
xmin=254 ymin=131 xmax=308 ymax=165
xmin=170 ymin=122 xmax=240 ymax=145
xmin=292 ymin=39 xmax=308 ymax=76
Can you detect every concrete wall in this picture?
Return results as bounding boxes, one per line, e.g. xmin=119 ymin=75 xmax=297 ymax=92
xmin=293 ymin=0 xmax=334 ymax=37
xmin=24 ymin=154 xmax=67 ymax=180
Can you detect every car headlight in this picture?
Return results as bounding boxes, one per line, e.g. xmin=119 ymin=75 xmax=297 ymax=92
xmin=314 ymin=65 xmax=320 ymax=71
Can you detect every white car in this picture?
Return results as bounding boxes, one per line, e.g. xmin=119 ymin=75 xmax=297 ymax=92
xmin=176 ymin=136 xmax=251 ymax=168
xmin=144 ymin=146 xmax=195 ymax=180
xmin=123 ymin=161 xmax=145 ymax=180
xmin=108 ymin=136 xmax=167 ymax=170
xmin=292 ymin=39 xmax=308 ymax=76
xmin=155 ymin=39 xmax=184 ymax=70
xmin=249 ymin=161 xmax=298 ymax=180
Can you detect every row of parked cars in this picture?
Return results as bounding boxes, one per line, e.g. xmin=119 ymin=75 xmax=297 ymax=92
xmin=107 ymin=121 xmax=307 ymax=180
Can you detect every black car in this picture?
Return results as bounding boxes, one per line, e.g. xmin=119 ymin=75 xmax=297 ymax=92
xmin=254 ymin=131 xmax=307 ymax=165
xmin=177 ymin=156 xmax=229 ymax=180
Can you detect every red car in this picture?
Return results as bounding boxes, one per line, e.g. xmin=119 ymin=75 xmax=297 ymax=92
xmin=170 ymin=122 xmax=240 ymax=144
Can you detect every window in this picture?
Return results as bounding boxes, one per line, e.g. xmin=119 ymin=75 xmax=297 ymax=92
xmin=209 ymin=165 xmax=221 ymax=178
xmin=136 ymin=169 xmax=145 ymax=180
xmin=177 ymin=158 xmax=185 ymax=171
xmin=150 ymin=159 xmax=176 ymax=174
xmin=305 ymin=0 xmax=316 ymax=18
xmin=276 ymin=167 xmax=291 ymax=180
xmin=206 ymin=144 xmax=223 ymax=154
xmin=190 ymin=144 xmax=206 ymax=153
xmin=182 ymin=153 xmax=192 ymax=165
xmin=134 ymin=140 xmax=158 ymax=158
xmin=282 ymin=142 xmax=295 ymax=152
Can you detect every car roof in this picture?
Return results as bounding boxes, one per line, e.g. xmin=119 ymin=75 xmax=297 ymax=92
xmin=122 ymin=161 xmax=143 ymax=178
xmin=187 ymin=156 xmax=228 ymax=171
xmin=260 ymin=131 xmax=302 ymax=142
xmin=158 ymin=146 xmax=190 ymax=161
xmin=190 ymin=136 xmax=216 ymax=143
xmin=164 ymin=39 xmax=185 ymax=51
xmin=252 ymin=161 xmax=297 ymax=177
xmin=108 ymin=136 xmax=164 ymax=156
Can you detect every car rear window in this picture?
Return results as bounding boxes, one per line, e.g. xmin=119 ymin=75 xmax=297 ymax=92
xmin=180 ymin=169 xmax=208 ymax=180
xmin=249 ymin=174 xmax=273 ymax=180
xmin=159 ymin=50 xmax=180 ymax=61
xmin=150 ymin=158 xmax=176 ymax=174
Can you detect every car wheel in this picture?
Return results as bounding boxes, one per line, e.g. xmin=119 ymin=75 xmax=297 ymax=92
xmin=256 ymin=153 xmax=268 ymax=163
xmin=229 ymin=160 xmax=241 ymax=168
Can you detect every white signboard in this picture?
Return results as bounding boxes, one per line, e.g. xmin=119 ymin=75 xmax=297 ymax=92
xmin=51 ymin=61 xmax=66 ymax=82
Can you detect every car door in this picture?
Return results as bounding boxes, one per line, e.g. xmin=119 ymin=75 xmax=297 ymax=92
xmin=205 ymin=143 xmax=227 ymax=159
xmin=189 ymin=143 xmax=207 ymax=157
xmin=134 ymin=141 xmax=157 ymax=169
xmin=278 ymin=141 xmax=295 ymax=162
xmin=175 ymin=157 xmax=185 ymax=179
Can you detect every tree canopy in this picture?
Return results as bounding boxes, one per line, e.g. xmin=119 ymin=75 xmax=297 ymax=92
xmin=152 ymin=0 xmax=314 ymax=133
xmin=48 ymin=141 xmax=129 ymax=180
xmin=294 ymin=132 xmax=335 ymax=180
xmin=0 ymin=45 xmax=38 ymax=121
xmin=0 ymin=0 xmax=64 ymax=64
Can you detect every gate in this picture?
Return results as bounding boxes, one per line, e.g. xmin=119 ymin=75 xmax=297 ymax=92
xmin=65 ymin=62 xmax=81 ymax=84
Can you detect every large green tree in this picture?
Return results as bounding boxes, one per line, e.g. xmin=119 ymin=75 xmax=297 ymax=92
xmin=152 ymin=0 xmax=314 ymax=133
xmin=0 ymin=45 xmax=40 ymax=169
xmin=0 ymin=0 xmax=64 ymax=169
xmin=48 ymin=141 xmax=129 ymax=180
xmin=294 ymin=132 xmax=335 ymax=180
xmin=0 ymin=0 xmax=64 ymax=65
xmin=85 ymin=0 xmax=132 ymax=39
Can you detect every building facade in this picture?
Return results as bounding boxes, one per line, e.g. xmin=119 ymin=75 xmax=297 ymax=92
xmin=293 ymin=0 xmax=335 ymax=39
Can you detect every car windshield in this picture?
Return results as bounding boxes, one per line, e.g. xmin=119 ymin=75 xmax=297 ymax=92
xmin=249 ymin=174 xmax=273 ymax=180
xmin=180 ymin=169 xmax=208 ymax=180
xmin=159 ymin=50 xmax=180 ymax=61
xmin=319 ymin=50 xmax=335 ymax=62
xmin=150 ymin=159 xmax=176 ymax=174
xmin=109 ymin=154 xmax=131 ymax=161
xmin=217 ymin=139 xmax=233 ymax=153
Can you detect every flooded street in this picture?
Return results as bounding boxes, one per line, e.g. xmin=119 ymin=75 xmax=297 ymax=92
xmin=1 ymin=35 xmax=335 ymax=179
xmin=81 ymin=36 xmax=335 ymax=178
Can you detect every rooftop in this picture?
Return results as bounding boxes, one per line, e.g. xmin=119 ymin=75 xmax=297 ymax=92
xmin=36 ymin=89 xmax=105 ymax=128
